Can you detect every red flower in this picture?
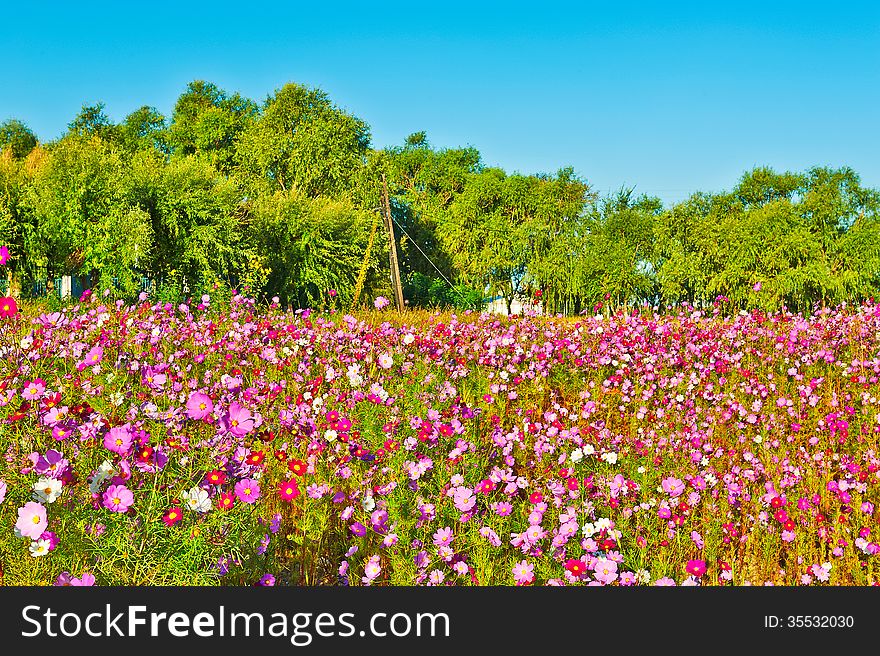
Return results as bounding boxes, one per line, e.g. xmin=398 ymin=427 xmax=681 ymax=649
xmin=278 ymin=480 xmax=300 ymax=502
xmin=218 ymin=492 xmax=235 ymax=510
xmin=529 ymin=492 xmax=543 ymax=504
xmin=245 ymin=451 xmax=265 ymax=466
xmin=287 ymin=459 xmax=307 ymax=476
xmin=564 ymin=559 xmax=586 ymax=577
xmin=206 ymin=470 xmax=226 ymax=485
xmin=162 ymin=507 xmax=183 ymax=527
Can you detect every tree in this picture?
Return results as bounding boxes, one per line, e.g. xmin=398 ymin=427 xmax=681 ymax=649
xmin=0 ymin=119 xmax=37 ymax=159
xmin=247 ymin=191 xmax=380 ymax=308
xmin=117 ymin=106 xmax=168 ymax=153
xmin=166 ymin=81 xmax=258 ymax=172
xmin=235 ymin=82 xmax=370 ymax=197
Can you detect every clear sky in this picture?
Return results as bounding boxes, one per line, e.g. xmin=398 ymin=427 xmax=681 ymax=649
xmin=2 ymin=0 xmax=878 ymax=205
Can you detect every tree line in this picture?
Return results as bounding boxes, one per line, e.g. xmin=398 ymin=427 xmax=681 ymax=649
xmin=1 ymin=80 xmax=878 ymax=314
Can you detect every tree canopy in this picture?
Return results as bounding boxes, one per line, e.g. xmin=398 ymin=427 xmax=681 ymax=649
xmin=1 ymin=81 xmax=877 ymax=314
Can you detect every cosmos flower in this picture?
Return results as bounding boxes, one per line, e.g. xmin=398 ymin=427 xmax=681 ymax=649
xmin=234 ymin=479 xmax=261 ymax=504
xmin=15 ymin=502 xmax=48 ymax=540
xmin=103 ymin=485 xmax=134 ymax=512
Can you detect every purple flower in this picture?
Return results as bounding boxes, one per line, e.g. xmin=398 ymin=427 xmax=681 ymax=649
xmin=350 ymin=522 xmax=367 ymax=537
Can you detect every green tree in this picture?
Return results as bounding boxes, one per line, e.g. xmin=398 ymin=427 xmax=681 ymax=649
xmin=0 ymin=119 xmax=37 ymax=159
xmin=235 ymin=82 xmax=370 ymax=197
xmin=166 ymin=81 xmax=258 ymax=173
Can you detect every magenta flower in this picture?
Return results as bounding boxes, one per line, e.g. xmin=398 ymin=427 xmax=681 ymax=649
xmin=103 ymin=485 xmax=134 ymax=512
xmin=186 ymin=392 xmax=214 ymax=420
xmin=685 ymin=559 xmax=707 ymax=578
xmin=104 ymin=425 xmax=133 ymax=454
xmin=234 ymin=478 xmax=261 ymax=504
xmin=0 ymin=245 xmax=8 ymax=266
xmin=15 ymin=502 xmax=48 ymax=539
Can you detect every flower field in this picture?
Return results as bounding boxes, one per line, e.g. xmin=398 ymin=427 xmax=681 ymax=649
xmin=2 ymin=287 xmax=880 ymax=587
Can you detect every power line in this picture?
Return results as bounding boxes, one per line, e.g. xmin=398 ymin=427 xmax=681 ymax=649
xmin=388 ymin=215 xmax=456 ymax=289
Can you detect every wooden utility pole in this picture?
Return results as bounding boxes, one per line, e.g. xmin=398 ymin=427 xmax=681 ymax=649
xmin=382 ymin=173 xmax=405 ymax=311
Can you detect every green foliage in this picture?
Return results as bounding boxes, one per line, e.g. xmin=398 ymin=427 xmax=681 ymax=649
xmin=248 ymin=191 xmax=381 ymax=308
xmin=0 ymin=119 xmax=37 ymax=159
xmin=166 ymin=80 xmax=259 ymax=173
xmin=2 ymin=81 xmax=878 ymax=314
xmin=235 ymin=82 xmax=370 ymax=197
xmin=403 ymin=272 xmax=483 ymax=310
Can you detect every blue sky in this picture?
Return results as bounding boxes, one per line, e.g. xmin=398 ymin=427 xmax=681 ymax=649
xmin=2 ymin=0 xmax=878 ymax=205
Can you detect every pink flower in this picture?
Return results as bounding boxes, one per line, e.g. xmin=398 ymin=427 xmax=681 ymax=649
xmin=433 ymin=526 xmax=454 ymax=547
xmin=71 ymin=573 xmax=96 ymax=586
xmin=235 ymin=478 xmax=261 ymax=504
xmin=21 ymin=379 xmax=46 ymax=401
xmin=452 ymin=486 xmax=476 ymax=512
xmin=374 ymin=296 xmax=390 ymax=310
xmin=84 ymin=346 xmax=103 ymax=366
xmin=593 ymin=557 xmax=619 ymax=584
xmin=0 ymin=296 xmax=17 ymax=318
xmin=15 ymin=502 xmax=48 ymax=539
xmin=186 ymin=392 xmax=214 ymax=420
xmin=512 ymin=560 xmax=534 ymax=585
xmin=104 ymin=425 xmax=133 ymax=454
xmin=661 ymin=476 xmax=685 ymax=498
xmin=226 ymin=402 xmax=254 ymax=436
xmin=103 ymin=485 xmax=134 ymax=512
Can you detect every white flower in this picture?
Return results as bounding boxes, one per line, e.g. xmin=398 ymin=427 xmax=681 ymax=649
xmin=582 ymin=522 xmax=596 ymax=537
xmin=20 ymin=335 xmax=34 ymax=350
xmin=403 ymin=333 xmax=415 ymax=345
xmin=635 ymin=569 xmax=651 ymax=584
xmin=569 ymin=448 xmax=584 ymax=463
xmin=29 ymin=539 xmax=51 ymax=557
xmin=582 ymin=444 xmax=595 ymax=456
xmin=184 ymin=486 xmax=211 ymax=513
xmin=361 ymin=494 xmax=375 ymax=512
xmin=595 ymin=517 xmax=612 ymax=531
xmin=378 ymin=353 xmax=394 ymax=369
xmin=324 ymin=429 xmax=338 ymax=442
xmin=601 ymin=451 xmax=618 ymax=465
xmin=32 ymin=477 xmax=63 ymax=504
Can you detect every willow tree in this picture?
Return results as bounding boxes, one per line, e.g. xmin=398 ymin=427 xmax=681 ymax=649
xmin=234 ymin=82 xmax=370 ymax=198
xmin=247 ymin=191 xmax=381 ymax=309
